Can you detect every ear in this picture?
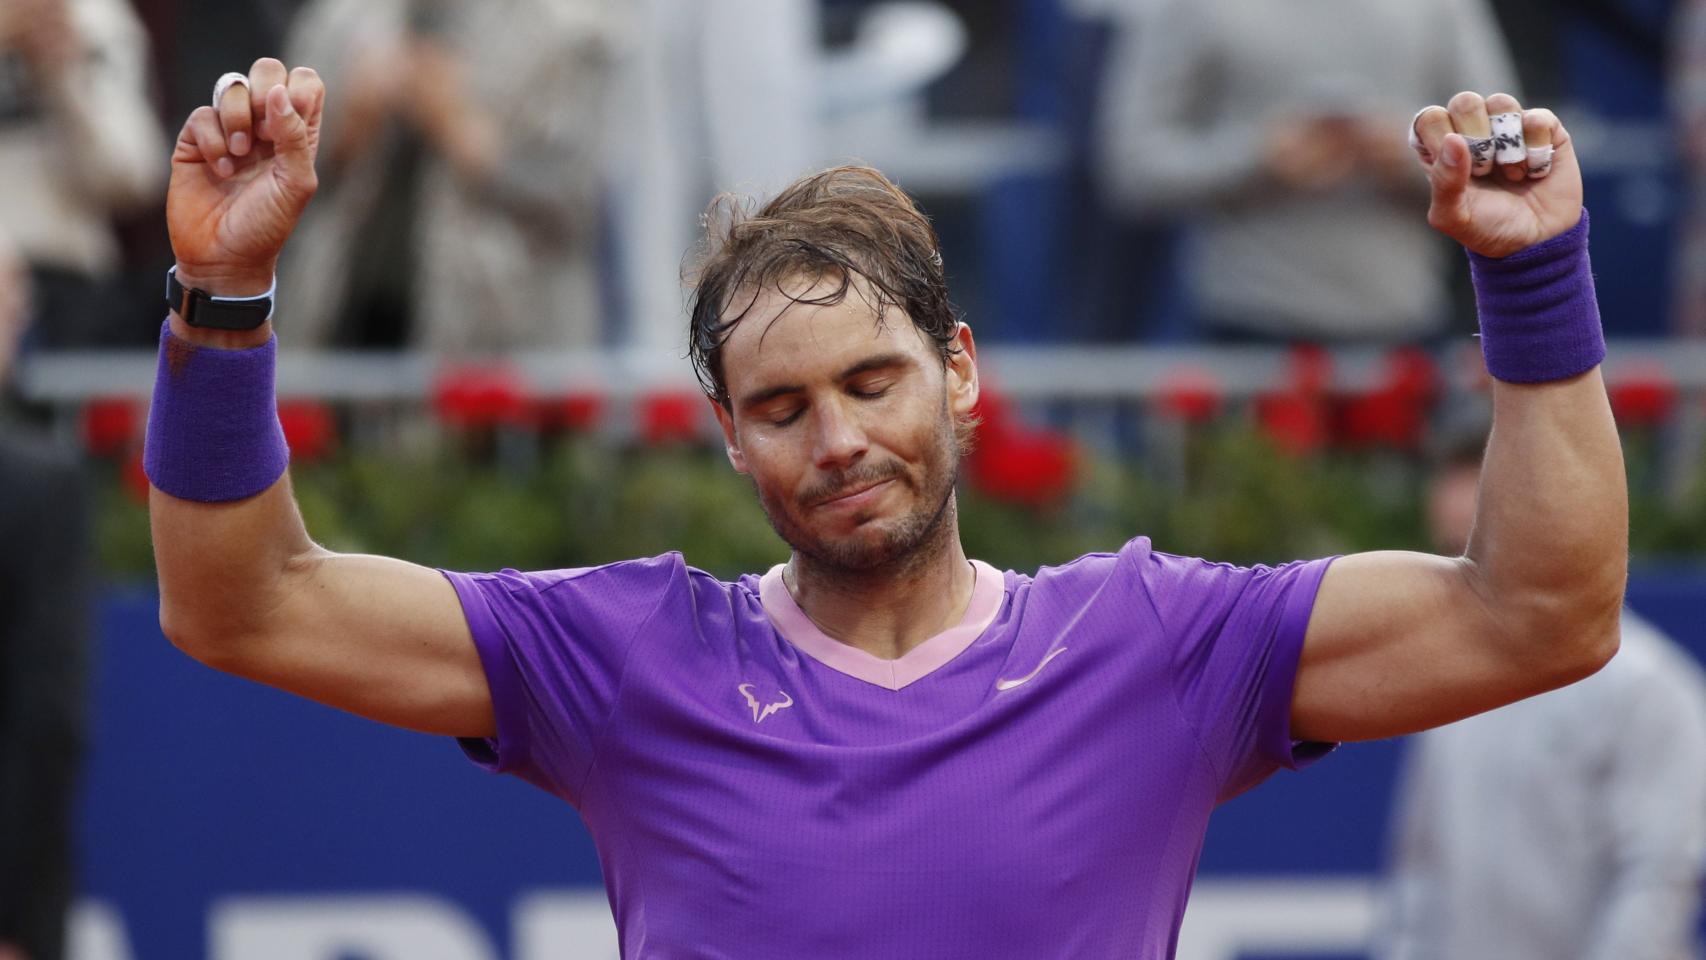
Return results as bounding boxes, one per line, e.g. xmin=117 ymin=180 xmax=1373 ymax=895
xmin=709 ymin=396 xmax=749 ymax=474
xmin=945 ymin=322 xmax=979 ymax=419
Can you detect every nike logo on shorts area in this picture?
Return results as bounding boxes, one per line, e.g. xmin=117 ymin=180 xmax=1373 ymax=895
xmin=995 ymin=647 xmax=1067 ymax=691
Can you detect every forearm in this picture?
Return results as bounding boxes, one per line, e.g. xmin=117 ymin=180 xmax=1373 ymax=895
xmin=1466 ymin=234 xmax=1627 ymax=660
xmin=151 ymin=476 xmax=317 ymax=652
xmin=149 ymin=302 xmax=315 ymax=653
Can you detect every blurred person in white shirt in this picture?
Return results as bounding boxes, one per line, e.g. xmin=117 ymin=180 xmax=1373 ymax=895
xmin=1096 ymin=0 xmax=1517 ymax=342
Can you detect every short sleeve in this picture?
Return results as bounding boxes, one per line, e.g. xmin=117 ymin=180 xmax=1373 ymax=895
xmin=440 ymin=553 xmax=686 ymax=806
xmin=1128 ymin=542 xmax=1337 ymax=801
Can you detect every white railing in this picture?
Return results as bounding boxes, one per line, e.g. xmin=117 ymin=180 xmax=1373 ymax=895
xmin=17 ymin=340 xmax=1706 ymax=403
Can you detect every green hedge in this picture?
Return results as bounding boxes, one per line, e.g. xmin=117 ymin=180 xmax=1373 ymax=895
xmin=98 ymin=423 xmax=1704 ymax=579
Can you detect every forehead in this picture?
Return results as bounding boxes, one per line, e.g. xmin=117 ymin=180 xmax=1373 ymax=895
xmin=719 ymin=274 xmax=934 ymax=393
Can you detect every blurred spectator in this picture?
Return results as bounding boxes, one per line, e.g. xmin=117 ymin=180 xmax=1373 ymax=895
xmin=1373 ymin=437 xmax=1706 ymax=960
xmin=0 ymin=230 xmax=92 ymax=960
xmin=609 ymin=0 xmax=821 ymax=350
xmin=1674 ymin=0 xmax=1706 ymax=337
xmin=0 ymin=0 xmax=167 ymax=348
xmin=612 ymin=2 xmax=976 ymax=350
xmin=1096 ymin=0 xmax=1517 ymax=342
xmin=279 ymin=0 xmax=618 ymax=352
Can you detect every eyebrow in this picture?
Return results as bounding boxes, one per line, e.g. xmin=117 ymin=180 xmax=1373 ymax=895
xmin=736 ymin=352 xmax=914 ymax=411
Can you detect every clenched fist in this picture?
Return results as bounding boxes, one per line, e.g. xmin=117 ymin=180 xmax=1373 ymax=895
xmin=167 ymin=58 xmax=324 ymax=310
xmin=1411 ymin=92 xmax=1582 ymax=259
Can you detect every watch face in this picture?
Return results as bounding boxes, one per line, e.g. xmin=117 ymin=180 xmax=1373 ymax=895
xmin=167 ymin=270 xmax=272 ymax=330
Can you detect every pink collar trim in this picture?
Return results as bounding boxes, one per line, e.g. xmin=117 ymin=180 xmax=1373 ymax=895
xmin=759 ymin=560 xmax=1005 ymax=691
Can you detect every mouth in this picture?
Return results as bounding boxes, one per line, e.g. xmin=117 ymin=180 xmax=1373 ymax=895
xmin=815 ymin=478 xmax=896 ymax=509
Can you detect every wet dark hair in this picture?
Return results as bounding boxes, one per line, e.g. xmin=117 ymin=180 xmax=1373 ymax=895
xmin=687 ymin=165 xmax=964 ymax=409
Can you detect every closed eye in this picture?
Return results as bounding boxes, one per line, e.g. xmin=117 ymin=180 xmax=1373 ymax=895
xmin=849 ymin=376 xmax=895 ymax=399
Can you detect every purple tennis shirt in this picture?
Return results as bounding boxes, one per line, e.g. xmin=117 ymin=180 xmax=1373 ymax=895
xmin=442 ymin=537 xmax=1335 ymax=958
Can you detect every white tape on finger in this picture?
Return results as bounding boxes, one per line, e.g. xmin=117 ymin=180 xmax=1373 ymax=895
xmin=1491 ymin=112 xmax=1526 ymax=164
xmin=1526 ymin=145 xmax=1554 ymax=179
xmin=1408 ymin=108 xmax=1428 ymax=156
xmin=212 ymin=72 xmax=250 ymax=110
xmin=1466 ymin=136 xmax=1496 ymax=176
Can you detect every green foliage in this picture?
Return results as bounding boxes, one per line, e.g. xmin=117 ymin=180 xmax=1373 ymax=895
xmin=97 ymin=421 xmax=1706 ymax=581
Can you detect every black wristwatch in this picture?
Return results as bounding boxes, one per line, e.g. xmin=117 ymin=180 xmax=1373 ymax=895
xmin=165 ymin=266 xmax=275 ymax=330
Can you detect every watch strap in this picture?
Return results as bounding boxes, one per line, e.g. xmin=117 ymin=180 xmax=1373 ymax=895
xmin=166 ymin=266 xmax=275 ymax=330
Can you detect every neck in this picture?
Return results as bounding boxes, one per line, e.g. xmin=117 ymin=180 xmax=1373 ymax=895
xmin=783 ymin=502 xmax=974 ymax=661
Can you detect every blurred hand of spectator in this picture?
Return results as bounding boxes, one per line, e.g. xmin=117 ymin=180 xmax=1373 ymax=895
xmin=1263 ymin=114 xmax=1361 ymax=193
xmin=1095 ymin=0 xmax=1519 ymax=341
xmin=324 ymin=37 xmax=498 ymax=187
xmin=0 ymin=0 xmax=75 ymax=74
xmin=325 ymin=39 xmax=500 ymax=187
xmin=403 ymin=38 xmax=499 ymax=179
xmin=0 ymin=942 xmax=29 ymax=960
xmin=326 ymin=41 xmax=407 ymax=171
xmin=1353 ymin=115 xmax=1426 ymax=194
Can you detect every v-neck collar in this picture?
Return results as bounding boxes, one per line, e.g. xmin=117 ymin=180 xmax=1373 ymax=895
xmin=759 ymin=559 xmax=1006 ymax=691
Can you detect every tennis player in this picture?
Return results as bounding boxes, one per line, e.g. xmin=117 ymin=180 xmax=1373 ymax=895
xmin=150 ymin=59 xmax=1626 ymax=958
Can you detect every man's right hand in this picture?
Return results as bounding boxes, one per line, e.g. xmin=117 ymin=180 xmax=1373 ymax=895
xmin=167 ymin=59 xmax=323 ymax=307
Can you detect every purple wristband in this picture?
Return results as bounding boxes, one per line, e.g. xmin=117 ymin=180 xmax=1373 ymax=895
xmin=143 ymin=319 xmax=290 ymax=502
xmin=1467 ymin=209 xmax=1605 ymax=384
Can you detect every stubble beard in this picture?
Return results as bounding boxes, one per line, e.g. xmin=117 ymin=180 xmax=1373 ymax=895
xmin=754 ymin=412 xmax=961 ymax=580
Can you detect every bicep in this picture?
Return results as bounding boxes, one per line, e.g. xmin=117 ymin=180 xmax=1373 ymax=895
xmin=213 ymin=550 xmax=494 ymax=739
xmin=1291 ymin=550 xmax=1556 ymax=742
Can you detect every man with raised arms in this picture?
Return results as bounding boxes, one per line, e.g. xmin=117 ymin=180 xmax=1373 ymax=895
xmin=151 ymin=59 xmax=1624 ymax=958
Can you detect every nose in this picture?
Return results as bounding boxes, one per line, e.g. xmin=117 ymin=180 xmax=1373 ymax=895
xmin=811 ymin=396 xmax=868 ymax=471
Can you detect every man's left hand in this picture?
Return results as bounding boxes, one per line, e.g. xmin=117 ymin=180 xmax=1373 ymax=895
xmin=1412 ymin=92 xmax=1583 ymax=258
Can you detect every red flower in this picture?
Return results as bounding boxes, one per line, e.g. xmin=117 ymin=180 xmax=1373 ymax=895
xmin=965 ymin=388 xmax=1077 ymax=507
xmin=1608 ymin=365 xmax=1677 ymax=428
xmin=122 ymin=450 xmax=150 ymax=503
xmin=969 ymin=429 xmax=1076 ymax=507
xmin=1256 ymin=392 xmax=1328 ymax=457
xmin=1157 ymin=366 xmax=1222 ymax=423
xmin=639 ymin=390 xmax=705 ymax=445
xmin=1338 ymin=348 xmax=1437 ymax=451
xmin=544 ymin=391 xmax=606 ymax=433
xmin=432 ymin=365 xmax=533 ymax=429
xmin=277 ymin=399 xmax=336 ymax=462
xmin=81 ymin=396 xmax=140 ymax=458
xmin=1287 ymin=344 xmax=1333 ymax=396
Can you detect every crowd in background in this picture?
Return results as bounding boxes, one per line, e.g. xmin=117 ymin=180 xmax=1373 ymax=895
xmin=0 ymin=0 xmax=1693 ymax=357
xmin=4 ymin=4 xmax=1706 ymax=960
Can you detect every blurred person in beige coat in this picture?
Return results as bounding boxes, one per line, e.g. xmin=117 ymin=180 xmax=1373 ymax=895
xmin=0 ymin=0 xmax=166 ymax=347
xmin=280 ymin=0 xmax=618 ymax=353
